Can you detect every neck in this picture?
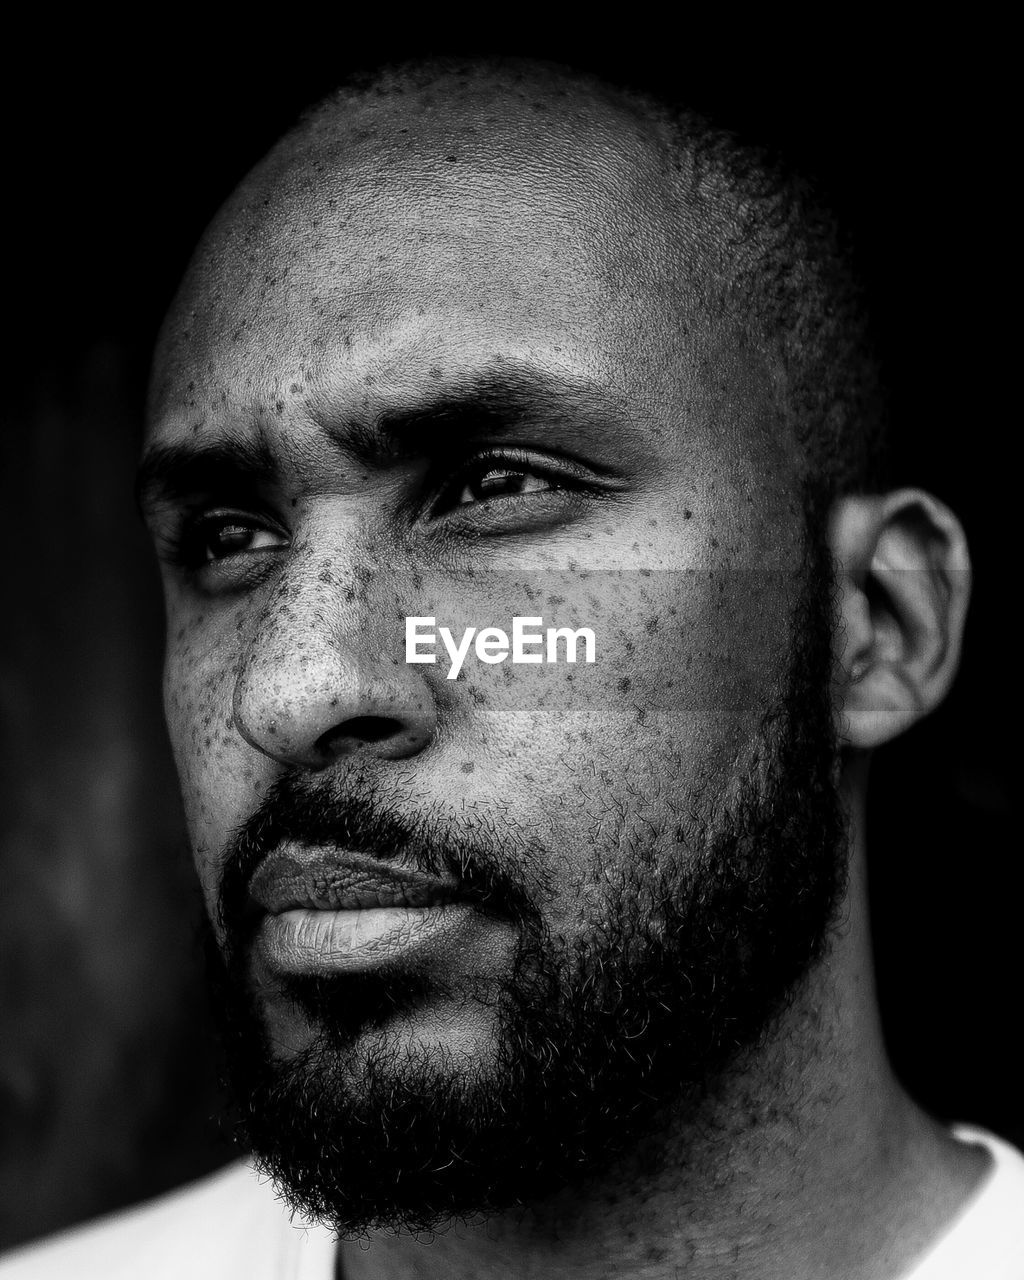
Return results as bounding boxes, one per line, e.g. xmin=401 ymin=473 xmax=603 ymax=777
xmin=337 ymin=782 xmax=988 ymax=1280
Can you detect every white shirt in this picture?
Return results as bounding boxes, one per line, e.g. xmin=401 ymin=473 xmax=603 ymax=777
xmin=901 ymin=1125 xmax=1024 ymax=1279
xmin=0 ymin=1160 xmax=336 ymax=1280
xmin=0 ymin=1125 xmax=1020 ymax=1277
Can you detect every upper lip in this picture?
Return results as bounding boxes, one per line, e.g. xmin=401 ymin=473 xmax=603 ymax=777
xmin=248 ymin=844 xmax=462 ymax=914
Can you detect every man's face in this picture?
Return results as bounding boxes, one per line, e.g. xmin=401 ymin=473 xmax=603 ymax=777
xmin=142 ymin=88 xmax=844 ymax=1229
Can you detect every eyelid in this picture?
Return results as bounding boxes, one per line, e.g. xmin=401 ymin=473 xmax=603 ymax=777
xmin=156 ymin=505 xmax=290 ymax=576
xmin=426 ymin=447 xmax=601 ymax=518
xmin=203 ymin=521 xmax=285 ymax=558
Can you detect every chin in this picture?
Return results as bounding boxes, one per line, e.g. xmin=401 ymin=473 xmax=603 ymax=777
xmin=258 ymin=971 xmax=505 ymax=1076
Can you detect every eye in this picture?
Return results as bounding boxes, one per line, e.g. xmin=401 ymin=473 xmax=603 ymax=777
xmin=429 ymin=452 xmax=579 ymax=520
xmin=453 ymin=465 xmax=555 ymax=507
xmin=162 ymin=510 xmax=290 ymax=573
xmin=198 ymin=518 xmax=285 ymax=563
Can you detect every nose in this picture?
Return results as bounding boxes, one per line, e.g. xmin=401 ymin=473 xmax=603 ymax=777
xmin=232 ymin=593 xmax=436 ymax=770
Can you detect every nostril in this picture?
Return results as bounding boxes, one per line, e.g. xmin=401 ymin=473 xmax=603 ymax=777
xmin=233 ymin=647 xmax=436 ymax=766
xmin=318 ymin=716 xmax=403 ymax=751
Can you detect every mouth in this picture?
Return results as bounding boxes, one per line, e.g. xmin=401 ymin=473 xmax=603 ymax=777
xmin=250 ymin=844 xmax=463 ymax=913
xmin=247 ymin=844 xmax=475 ymax=976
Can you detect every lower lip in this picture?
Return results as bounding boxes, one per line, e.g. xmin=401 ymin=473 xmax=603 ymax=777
xmin=255 ymin=904 xmax=475 ymax=975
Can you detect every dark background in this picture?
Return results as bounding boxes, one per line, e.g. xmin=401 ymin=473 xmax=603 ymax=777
xmin=1 ymin=21 xmax=1016 ymax=1253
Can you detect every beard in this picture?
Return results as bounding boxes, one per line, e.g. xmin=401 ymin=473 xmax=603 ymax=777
xmin=204 ymin=532 xmax=848 ymax=1235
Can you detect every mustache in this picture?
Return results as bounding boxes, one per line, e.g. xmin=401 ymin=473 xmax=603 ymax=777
xmin=217 ymin=770 xmax=540 ymax=949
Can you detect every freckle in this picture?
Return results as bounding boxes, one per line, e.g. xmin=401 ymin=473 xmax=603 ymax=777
xmin=275 ymin=400 xmax=284 ymax=415
xmin=460 ymin=762 xmax=475 ymax=774
xmin=684 ymin=509 xmax=693 ymax=520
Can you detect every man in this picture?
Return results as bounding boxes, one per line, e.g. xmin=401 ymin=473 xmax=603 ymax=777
xmin=2 ymin=56 xmax=1020 ymax=1279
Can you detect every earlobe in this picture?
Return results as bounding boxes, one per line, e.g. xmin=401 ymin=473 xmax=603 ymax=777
xmin=829 ymin=489 xmax=971 ymax=750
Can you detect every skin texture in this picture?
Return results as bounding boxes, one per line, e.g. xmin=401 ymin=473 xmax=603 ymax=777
xmin=143 ymin=67 xmax=980 ymax=1280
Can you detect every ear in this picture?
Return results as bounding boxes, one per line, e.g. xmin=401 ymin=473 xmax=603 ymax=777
xmin=829 ymin=489 xmax=971 ymax=749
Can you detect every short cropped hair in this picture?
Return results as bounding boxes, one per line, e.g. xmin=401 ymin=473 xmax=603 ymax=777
xmin=655 ymin=103 xmax=889 ymax=503
xmin=303 ymin=57 xmax=889 ymax=507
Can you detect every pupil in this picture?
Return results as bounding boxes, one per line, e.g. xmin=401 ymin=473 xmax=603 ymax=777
xmin=476 ymin=470 xmax=522 ymax=498
xmin=211 ymin=526 xmax=252 ymax=556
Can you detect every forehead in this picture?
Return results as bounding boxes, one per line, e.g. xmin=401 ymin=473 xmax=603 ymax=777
xmin=148 ymin=84 xmax=772 ymax=473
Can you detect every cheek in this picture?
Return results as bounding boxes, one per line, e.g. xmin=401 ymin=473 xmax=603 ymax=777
xmin=481 ymin=566 xmax=791 ymax=753
xmin=426 ymin=569 xmax=793 ymax=927
xmin=625 ymin=569 xmax=794 ymax=741
xmin=163 ymin=613 xmax=251 ymax=910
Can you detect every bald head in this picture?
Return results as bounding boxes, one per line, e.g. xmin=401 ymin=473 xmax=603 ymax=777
xmin=152 ymin=57 xmax=885 ymax=519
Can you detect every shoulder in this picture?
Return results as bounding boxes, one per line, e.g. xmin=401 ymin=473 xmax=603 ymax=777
xmin=952 ymin=1122 xmax=1024 ymax=1199
xmin=0 ymin=1160 xmax=333 ymax=1280
xmin=906 ymin=1125 xmax=1024 ymax=1280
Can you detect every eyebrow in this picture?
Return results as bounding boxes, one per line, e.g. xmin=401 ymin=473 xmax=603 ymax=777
xmin=314 ymin=364 xmax=630 ymax=481
xmin=136 ymin=432 xmax=279 ymax=513
xmin=356 ymin=367 xmax=625 ymax=456
xmin=137 ymin=366 xmax=628 ymax=511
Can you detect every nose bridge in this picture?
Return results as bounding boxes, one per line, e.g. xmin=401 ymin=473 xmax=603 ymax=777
xmin=250 ymin=547 xmax=365 ymax=668
xmin=232 ymin=549 xmax=434 ymax=767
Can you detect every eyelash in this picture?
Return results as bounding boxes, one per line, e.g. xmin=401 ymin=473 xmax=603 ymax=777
xmin=159 ymin=450 xmax=594 ymax=574
xmin=155 ymin=510 xmax=286 ymax=573
xmin=426 ymin=448 xmax=590 ymax=517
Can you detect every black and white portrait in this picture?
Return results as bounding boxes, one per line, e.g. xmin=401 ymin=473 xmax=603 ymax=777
xmin=1 ymin=22 xmax=1018 ymax=1280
